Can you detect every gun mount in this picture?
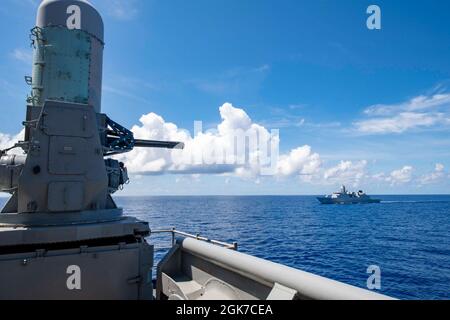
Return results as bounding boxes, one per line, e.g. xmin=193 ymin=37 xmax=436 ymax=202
xmin=0 ymin=0 xmax=183 ymax=300
xmin=102 ymin=116 xmax=184 ymax=156
xmin=0 ymin=102 xmax=184 ymax=212
xmin=0 ymin=8 xmax=184 ymax=212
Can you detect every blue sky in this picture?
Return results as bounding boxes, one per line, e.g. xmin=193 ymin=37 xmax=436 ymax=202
xmin=1 ymin=0 xmax=450 ymax=195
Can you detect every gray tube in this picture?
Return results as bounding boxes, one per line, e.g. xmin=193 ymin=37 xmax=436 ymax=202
xmin=179 ymin=238 xmax=396 ymax=300
xmin=36 ymin=0 xmax=104 ymax=42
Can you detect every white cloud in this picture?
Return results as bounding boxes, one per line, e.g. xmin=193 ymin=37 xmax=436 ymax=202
xmin=2 ymin=104 xmax=315 ymax=180
xmin=276 ymin=146 xmax=322 ymax=179
xmin=386 ymin=166 xmax=414 ymax=185
xmin=0 ymin=130 xmax=25 ymax=154
xmin=119 ymin=103 xmax=322 ymax=179
xmin=355 ymin=112 xmax=446 ymax=134
xmin=118 ymin=112 xmax=190 ymax=174
xmin=0 ymin=103 xmax=445 ymax=191
xmin=364 ymin=93 xmax=450 ymax=116
xmin=323 ymin=160 xmax=368 ymax=187
xmin=419 ymin=163 xmax=446 ymax=185
xmin=356 ymin=91 xmax=450 ymax=134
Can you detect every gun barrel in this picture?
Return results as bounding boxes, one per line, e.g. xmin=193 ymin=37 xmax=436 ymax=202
xmin=134 ymin=139 xmax=185 ymax=150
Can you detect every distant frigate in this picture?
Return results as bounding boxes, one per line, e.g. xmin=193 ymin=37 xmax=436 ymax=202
xmin=317 ymin=186 xmax=381 ymax=205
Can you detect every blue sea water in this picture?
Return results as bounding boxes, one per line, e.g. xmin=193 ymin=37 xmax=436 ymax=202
xmin=1 ymin=195 xmax=448 ymax=299
xmin=115 ymin=195 xmax=450 ymax=300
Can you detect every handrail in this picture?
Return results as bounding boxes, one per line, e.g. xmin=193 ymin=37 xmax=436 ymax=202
xmin=179 ymin=237 xmax=396 ymax=300
xmin=151 ymin=228 xmax=238 ymax=250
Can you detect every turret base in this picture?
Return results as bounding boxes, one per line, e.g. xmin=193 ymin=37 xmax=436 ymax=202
xmin=0 ymin=214 xmax=154 ymax=300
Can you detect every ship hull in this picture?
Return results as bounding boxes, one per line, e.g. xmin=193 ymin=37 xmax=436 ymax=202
xmin=317 ymin=197 xmax=381 ymax=205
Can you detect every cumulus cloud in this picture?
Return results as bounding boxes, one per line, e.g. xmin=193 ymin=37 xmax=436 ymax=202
xmin=0 ymin=129 xmax=25 ymax=154
xmin=118 ymin=112 xmax=191 ymax=174
xmin=323 ymin=160 xmax=368 ymax=187
xmin=355 ymin=92 xmax=450 ymax=134
xmin=119 ymin=103 xmax=322 ymax=179
xmin=0 ymin=104 xmax=321 ymax=180
xmin=0 ymin=103 xmax=445 ymax=191
xmin=419 ymin=164 xmax=446 ymax=185
xmin=386 ymin=166 xmax=414 ymax=185
xmin=277 ymin=146 xmax=321 ymax=179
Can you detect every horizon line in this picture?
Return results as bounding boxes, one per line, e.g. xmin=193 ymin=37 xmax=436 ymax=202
xmin=112 ymin=193 xmax=450 ymax=197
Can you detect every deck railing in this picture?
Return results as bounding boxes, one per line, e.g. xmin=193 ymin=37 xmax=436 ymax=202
xmin=151 ymin=228 xmax=238 ymax=250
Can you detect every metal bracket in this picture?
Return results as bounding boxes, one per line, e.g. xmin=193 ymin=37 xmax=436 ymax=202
xmin=104 ymin=116 xmax=135 ymax=156
xmin=29 ymin=26 xmax=44 ymax=49
xmin=24 ymin=76 xmax=33 ymax=86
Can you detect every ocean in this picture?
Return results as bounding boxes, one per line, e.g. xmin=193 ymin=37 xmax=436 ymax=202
xmin=116 ymin=195 xmax=450 ymax=300
xmin=1 ymin=195 xmax=448 ymax=300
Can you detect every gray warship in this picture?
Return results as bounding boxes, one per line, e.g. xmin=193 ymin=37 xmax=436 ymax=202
xmin=0 ymin=0 xmax=393 ymax=300
xmin=317 ymin=186 xmax=381 ymax=205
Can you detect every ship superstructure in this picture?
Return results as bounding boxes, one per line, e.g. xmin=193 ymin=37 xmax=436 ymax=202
xmin=317 ymin=186 xmax=381 ymax=205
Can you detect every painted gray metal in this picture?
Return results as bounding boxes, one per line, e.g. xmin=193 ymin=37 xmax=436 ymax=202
xmin=157 ymin=238 xmax=395 ymax=300
xmin=5 ymin=100 xmax=109 ymax=215
xmin=0 ymin=208 xmax=123 ymax=228
xmin=34 ymin=0 xmax=104 ymax=112
xmin=0 ymin=0 xmax=182 ymax=300
xmin=317 ymin=186 xmax=381 ymax=205
xmin=0 ymin=216 xmax=150 ymax=250
xmin=36 ymin=0 xmax=104 ymax=41
xmin=0 ymin=241 xmax=153 ymax=300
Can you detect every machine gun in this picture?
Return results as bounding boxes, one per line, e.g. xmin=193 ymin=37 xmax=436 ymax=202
xmin=0 ymin=0 xmax=186 ymax=301
xmin=102 ymin=116 xmax=184 ymax=156
xmin=0 ymin=0 xmax=184 ymax=214
xmin=0 ymin=106 xmax=184 ymax=212
xmin=102 ymin=115 xmax=184 ymax=195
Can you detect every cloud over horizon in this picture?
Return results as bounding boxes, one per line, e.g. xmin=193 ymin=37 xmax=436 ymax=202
xmin=323 ymin=160 xmax=368 ymax=187
xmin=0 ymin=104 xmax=446 ymax=192
xmin=119 ymin=103 xmax=322 ymax=180
xmin=419 ymin=163 xmax=446 ymax=185
xmin=355 ymin=92 xmax=450 ymax=134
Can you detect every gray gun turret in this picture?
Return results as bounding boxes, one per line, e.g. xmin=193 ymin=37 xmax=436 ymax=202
xmin=0 ymin=109 xmax=184 ymax=210
xmin=0 ymin=0 xmax=183 ymax=300
xmin=0 ymin=0 xmax=184 ymax=213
